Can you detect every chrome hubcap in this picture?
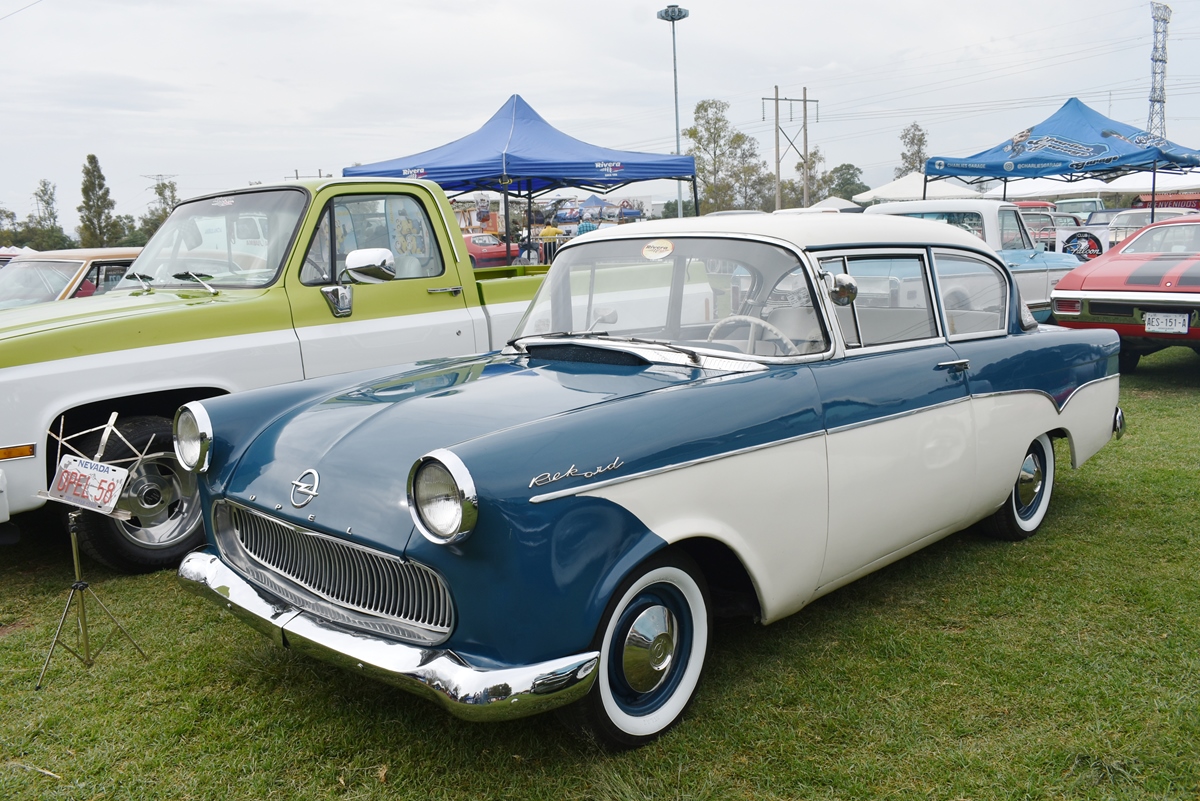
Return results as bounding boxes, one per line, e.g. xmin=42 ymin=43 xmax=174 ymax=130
xmin=1016 ymin=452 xmax=1044 ymax=511
xmin=622 ymin=604 xmax=678 ymax=693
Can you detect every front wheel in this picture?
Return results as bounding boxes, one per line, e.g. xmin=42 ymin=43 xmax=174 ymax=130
xmin=583 ymin=549 xmax=710 ymax=749
xmin=70 ymin=415 xmax=204 ymax=573
xmin=984 ymin=434 xmax=1055 ymax=541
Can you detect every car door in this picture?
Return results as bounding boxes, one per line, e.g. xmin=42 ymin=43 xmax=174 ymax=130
xmin=927 ymin=248 xmax=1022 ymax=502
xmin=286 ymin=190 xmax=479 ymax=379
xmin=997 ymin=206 xmax=1051 ymax=308
xmin=811 ymin=250 xmax=976 ymax=587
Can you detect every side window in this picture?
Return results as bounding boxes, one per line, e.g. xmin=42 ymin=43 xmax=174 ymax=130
xmin=762 ymin=266 xmax=828 ymax=354
xmin=300 ymin=194 xmax=445 ymax=285
xmin=999 ymin=209 xmax=1032 ymax=250
xmin=933 ymin=252 xmax=1007 ymax=337
xmin=826 ymin=254 xmax=937 ymax=347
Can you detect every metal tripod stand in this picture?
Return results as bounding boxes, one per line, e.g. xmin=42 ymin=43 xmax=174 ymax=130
xmin=35 ymin=510 xmax=146 ymax=690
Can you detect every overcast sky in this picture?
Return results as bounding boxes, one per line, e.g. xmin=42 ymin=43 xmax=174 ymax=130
xmin=4 ymin=0 xmax=1200 ymax=234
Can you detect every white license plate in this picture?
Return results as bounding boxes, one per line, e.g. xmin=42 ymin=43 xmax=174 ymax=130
xmin=47 ymin=455 xmax=129 ymax=515
xmin=1144 ymin=312 xmax=1189 ymax=334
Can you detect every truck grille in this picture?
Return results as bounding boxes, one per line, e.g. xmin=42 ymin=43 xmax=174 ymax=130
xmin=213 ymin=501 xmax=454 ymax=644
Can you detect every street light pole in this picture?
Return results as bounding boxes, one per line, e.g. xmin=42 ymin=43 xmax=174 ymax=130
xmin=657 ymin=4 xmax=688 ymax=217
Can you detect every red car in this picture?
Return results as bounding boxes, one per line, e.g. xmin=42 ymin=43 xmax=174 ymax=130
xmin=1051 ymin=216 xmax=1200 ymax=372
xmin=462 ymin=232 xmax=519 ymax=267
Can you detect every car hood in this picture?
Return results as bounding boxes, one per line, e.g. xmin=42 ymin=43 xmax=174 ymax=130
xmin=223 ymin=352 xmax=716 ymax=552
xmin=1067 ymin=251 xmax=1200 ymax=292
xmin=0 ymin=286 xmax=261 ymax=341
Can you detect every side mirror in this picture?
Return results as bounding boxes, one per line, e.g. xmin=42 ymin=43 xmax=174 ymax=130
xmin=343 ymin=248 xmax=396 ymax=284
xmin=1034 ymin=242 xmax=1046 ymax=253
xmin=826 ymin=273 xmax=858 ymax=307
xmin=589 ymin=308 xmax=618 ymax=330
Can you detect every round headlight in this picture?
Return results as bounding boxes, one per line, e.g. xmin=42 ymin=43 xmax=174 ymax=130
xmin=173 ymin=402 xmax=213 ymax=473
xmin=407 ymin=449 xmax=477 ymax=545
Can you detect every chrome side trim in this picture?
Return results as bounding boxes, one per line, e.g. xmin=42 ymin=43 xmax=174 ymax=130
xmin=825 ymin=395 xmax=971 ymax=436
xmin=178 ymin=550 xmax=598 ymax=721
xmin=530 ymin=429 xmax=825 ymax=504
xmin=972 ymin=372 xmax=1119 ymax=414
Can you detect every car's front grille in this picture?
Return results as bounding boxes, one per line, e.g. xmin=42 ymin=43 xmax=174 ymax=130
xmin=213 ymin=501 xmax=454 ymax=644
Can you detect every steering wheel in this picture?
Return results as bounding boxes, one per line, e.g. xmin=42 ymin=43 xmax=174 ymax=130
xmin=707 ymin=314 xmax=801 ymax=356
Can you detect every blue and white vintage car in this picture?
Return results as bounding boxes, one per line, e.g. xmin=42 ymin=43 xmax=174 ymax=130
xmin=176 ymin=214 xmax=1125 ymax=748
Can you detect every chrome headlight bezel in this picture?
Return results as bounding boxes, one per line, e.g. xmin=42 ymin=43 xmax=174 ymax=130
xmin=173 ymin=402 xmax=213 ymax=473
xmin=407 ymin=449 xmax=478 ymax=545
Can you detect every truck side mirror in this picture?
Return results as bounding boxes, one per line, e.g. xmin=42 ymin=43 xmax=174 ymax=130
xmin=343 ymin=248 xmax=396 ymax=284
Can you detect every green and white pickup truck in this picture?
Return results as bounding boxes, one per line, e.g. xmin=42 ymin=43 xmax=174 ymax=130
xmin=0 ymin=178 xmax=546 ymax=572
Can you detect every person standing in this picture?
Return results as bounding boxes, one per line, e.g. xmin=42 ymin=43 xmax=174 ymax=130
xmin=576 ymin=217 xmax=598 ymax=235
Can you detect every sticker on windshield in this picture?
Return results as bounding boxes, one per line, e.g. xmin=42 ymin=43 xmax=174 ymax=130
xmin=642 ymin=239 xmax=674 ymax=260
xmin=211 ymin=198 xmax=236 ymax=207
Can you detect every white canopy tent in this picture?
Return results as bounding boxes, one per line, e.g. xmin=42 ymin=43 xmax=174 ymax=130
xmin=982 ymin=172 xmax=1200 ymax=199
xmin=853 ymin=172 xmax=980 ymax=204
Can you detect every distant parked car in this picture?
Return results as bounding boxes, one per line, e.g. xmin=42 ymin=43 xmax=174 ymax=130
xmin=1020 ymin=211 xmax=1084 ymax=252
xmin=1053 ymin=215 xmax=1200 ymax=372
xmin=1105 ymin=208 xmax=1197 ymax=248
xmin=462 ymin=232 xmax=519 ymax=267
xmin=1013 ymin=200 xmax=1056 ymax=211
xmin=1055 ymin=197 xmax=1106 ymax=220
xmin=0 ymin=247 xmax=141 ymax=309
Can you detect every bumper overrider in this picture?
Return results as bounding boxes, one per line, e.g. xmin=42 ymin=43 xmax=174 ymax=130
xmin=178 ymin=549 xmax=599 ymax=721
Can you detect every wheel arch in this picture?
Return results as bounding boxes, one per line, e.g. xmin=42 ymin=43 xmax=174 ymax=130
xmin=45 ymin=387 xmax=228 ymax=475
xmin=668 ymin=536 xmax=762 ymax=622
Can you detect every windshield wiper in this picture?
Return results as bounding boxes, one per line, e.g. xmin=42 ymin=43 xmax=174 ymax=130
xmin=172 ymin=272 xmax=218 ymax=295
xmin=614 ymin=336 xmax=702 ymax=365
xmin=125 ymin=272 xmax=154 ymax=292
xmin=506 ymin=330 xmax=609 ymax=349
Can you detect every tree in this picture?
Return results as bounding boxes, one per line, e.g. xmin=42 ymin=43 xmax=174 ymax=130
xmin=24 ymin=180 xmax=74 ymax=250
xmin=792 ymin=146 xmax=828 ymax=205
xmin=0 ymin=204 xmax=16 ymax=246
xmin=77 ymin=154 xmax=124 ymax=247
xmin=895 ymin=122 xmax=929 ymax=179
xmin=661 ymin=198 xmax=696 ymax=218
xmin=683 ymin=99 xmax=771 ymax=214
xmin=824 ymin=163 xmax=870 ymax=200
xmin=137 ymin=177 xmax=180 ymax=241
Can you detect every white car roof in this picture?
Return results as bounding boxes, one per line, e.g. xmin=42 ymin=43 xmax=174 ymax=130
xmin=862 ymin=198 xmax=1016 ymax=214
xmin=571 ymin=210 xmax=999 ymax=254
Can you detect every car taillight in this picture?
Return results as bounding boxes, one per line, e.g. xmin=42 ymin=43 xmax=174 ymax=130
xmin=1053 ymin=299 xmax=1082 ymax=315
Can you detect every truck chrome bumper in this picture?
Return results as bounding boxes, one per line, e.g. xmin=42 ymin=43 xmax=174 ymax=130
xmin=178 ymin=549 xmax=599 ymax=721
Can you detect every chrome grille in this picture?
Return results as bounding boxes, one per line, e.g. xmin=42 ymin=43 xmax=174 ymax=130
xmin=215 ymin=501 xmax=453 ymax=640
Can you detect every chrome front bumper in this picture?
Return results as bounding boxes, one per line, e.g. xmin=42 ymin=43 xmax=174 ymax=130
xmin=178 ymin=549 xmax=599 ymax=721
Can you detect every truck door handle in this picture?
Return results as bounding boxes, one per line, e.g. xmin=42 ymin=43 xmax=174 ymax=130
xmin=428 ymin=286 xmax=463 ymax=296
xmin=937 ymin=359 xmax=970 ymax=373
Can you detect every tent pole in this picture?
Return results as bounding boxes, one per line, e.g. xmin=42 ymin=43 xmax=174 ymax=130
xmin=922 ymin=175 xmax=927 ymax=200
xmin=1150 ymin=162 xmax=1158 ymax=223
xmin=503 ymin=187 xmax=512 ymax=266
xmin=1003 ymin=179 xmax=1008 ymax=202
xmin=526 ymin=187 xmax=533 ymax=262
xmin=691 ymin=178 xmax=699 ymax=217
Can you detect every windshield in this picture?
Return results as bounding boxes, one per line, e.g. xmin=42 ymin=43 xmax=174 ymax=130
xmin=511 ymin=237 xmax=829 ymax=360
xmin=0 ymin=259 xmax=82 ymax=308
xmin=115 ymin=189 xmax=308 ymax=290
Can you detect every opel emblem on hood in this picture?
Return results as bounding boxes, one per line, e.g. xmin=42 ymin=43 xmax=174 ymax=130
xmin=290 ymin=469 xmax=320 ymax=508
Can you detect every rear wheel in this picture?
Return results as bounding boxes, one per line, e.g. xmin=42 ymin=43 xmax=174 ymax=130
xmin=984 ymin=434 xmax=1055 ymax=541
xmin=583 ymin=549 xmax=710 ymax=749
xmin=70 ymin=415 xmax=204 ymax=573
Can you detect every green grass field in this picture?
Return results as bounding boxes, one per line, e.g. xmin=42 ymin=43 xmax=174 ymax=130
xmin=2 ymin=348 xmax=1198 ymax=800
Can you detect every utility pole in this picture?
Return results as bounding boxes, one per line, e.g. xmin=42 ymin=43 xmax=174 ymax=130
xmin=1148 ymin=3 xmax=1171 ymax=138
xmin=762 ymin=87 xmax=818 ymax=209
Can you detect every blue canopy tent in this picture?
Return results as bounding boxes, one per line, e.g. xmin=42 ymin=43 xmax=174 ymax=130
xmin=344 ymin=95 xmax=697 ymax=257
xmin=923 ymin=98 xmax=1200 ymax=211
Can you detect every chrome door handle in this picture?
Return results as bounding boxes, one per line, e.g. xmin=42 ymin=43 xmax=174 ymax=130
xmin=427 ymin=286 xmax=463 ymax=296
xmin=937 ymin=359 xmax=970 ymax=373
